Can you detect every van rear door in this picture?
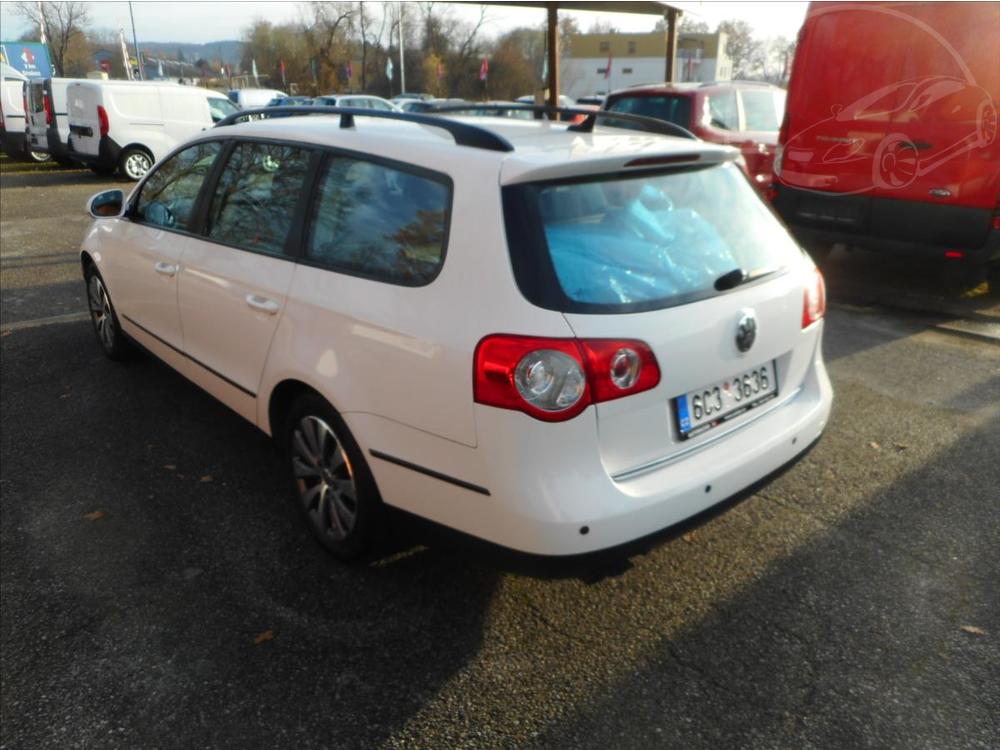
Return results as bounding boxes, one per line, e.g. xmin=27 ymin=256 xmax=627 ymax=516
xmin=872 ymin=2 xmax=1000 ymax=249
xmin=780 ymin=5 xmax=914 ymax=197
xmin=67 ymin=82 xmax=101 ymax=157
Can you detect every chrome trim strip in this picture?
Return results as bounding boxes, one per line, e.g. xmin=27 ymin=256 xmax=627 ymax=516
xmin=611 ymin=386 xmax=804 ymax=483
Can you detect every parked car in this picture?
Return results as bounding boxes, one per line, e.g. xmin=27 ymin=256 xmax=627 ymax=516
xmin=227 ymin=88 xmax=286 ymax=108
xmin=392 ymin=92 xmax=433 ymax=102
xmin=772 ymin=1 xmax=1000 ymax=265
xmin=25 ymin=77 xmax=77 ymax=165
xmin=67 ymin=80 xmax=239 ymax=179
xmin=604 ymin=81 xmax=786 ymax=191
xmin=312 ymin=94 xmax=397 ymax=111
xmin=78 ymin=108 xmax=832 ymax=560
xmin=266 ymin=95 xmax=314 ymax=107
xmin=0 ymin=63 xmax=49 ymax=163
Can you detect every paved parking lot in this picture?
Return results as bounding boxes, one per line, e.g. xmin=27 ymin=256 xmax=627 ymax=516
xmin=2 ymin=164 xmax=998 ymax=749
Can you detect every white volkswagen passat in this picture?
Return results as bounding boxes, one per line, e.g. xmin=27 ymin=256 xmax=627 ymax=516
xmin=79 ymin=108 xmax=832 ymax=559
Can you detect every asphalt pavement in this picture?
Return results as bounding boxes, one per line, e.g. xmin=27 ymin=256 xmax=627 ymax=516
xmin=2 ymin=163 xmax=998 ymax=749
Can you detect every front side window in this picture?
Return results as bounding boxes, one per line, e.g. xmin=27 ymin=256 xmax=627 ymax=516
xmin=205 ymin=141 xmax=313 ymax=255
xmin=606 ymin=95 xmax=693 ymax=129
xmin=740 ymin=89 xmax=784 ymax=132
xmin=208 ymin=97 xmax=239 ymax=123
xmin=503 ymin=162 xmax=802 ymax=313
xmin=306 ymin=156 xmax=451 ymax=285
xmin=134 ymin=141 xmax=222 ymax=230
xmin=704 ymin=91 xmax=739 ymax=130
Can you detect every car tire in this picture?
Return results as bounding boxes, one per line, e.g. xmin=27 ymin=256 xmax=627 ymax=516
xmin=84 ymin=265 xmax=132 ymax=360
xmin=282 ymin=394 xmax=383 ymax=560
xmin=119 ymin=147 xmax=153 ymax=181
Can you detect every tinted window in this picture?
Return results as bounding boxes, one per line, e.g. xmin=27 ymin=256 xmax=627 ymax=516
xmin=607 ymin=95 xmax=693 ymax=129
xmin=704 ymin=90 xmax=738 ymax=130
xmin=741 ymin=89 xmax=783 ymax=131
xmin=208 ymin=97 xmax=239 ymax=122
xmin=504 ymin=162 xmax=802 ymax=313
xmin=205 ymin=141 xmax=312 ymax=255
xmin=135 ymin=141 xmax=222 ymax=230
xmin=306 ymin=157 xmax=450 ymax=285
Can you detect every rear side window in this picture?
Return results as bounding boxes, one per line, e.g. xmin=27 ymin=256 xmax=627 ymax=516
xmin=205 ymin=141 xmax=313 ymax=256
xmin=503 ymin=162 xmax=803 ymax=314
xmin=135 ymin=141 xmax=222 ymax=231
xmin=606 ymin=95 xmax=693 ymax=129
xmin=740 ymin=89 xmax=784 ymax=131
xmin=305 ymin=156 xmax=451 ymax=286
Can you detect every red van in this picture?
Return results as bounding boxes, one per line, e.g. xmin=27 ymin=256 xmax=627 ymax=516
xmin=772 ymin=2 xmax=1000 ymax=265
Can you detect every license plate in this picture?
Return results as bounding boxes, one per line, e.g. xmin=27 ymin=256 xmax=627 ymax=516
xmin=675 ymin=360 xmax=778 ymax=440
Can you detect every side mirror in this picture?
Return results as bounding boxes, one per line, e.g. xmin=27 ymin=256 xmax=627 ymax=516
xmin=87 ymin=189 xmax=126 ymax=219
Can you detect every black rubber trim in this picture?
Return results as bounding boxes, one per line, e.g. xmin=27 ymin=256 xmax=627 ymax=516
xmin=214 ymin=105 xmax=515 ymax=153
xmin=369 ymin=450 xmax=490 ymax=496
xmin=121 ymin=314 xmax=256 ymax=398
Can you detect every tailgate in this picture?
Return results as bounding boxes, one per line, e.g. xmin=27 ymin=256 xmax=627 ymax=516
xmin=565 ymin=269 xmax=813 ymax=478
xmin=67 ymin=83 xmax=100 ymax=156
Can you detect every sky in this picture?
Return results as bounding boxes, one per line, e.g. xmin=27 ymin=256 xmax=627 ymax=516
xmin=1 ymin=1 xmax=809 ymax=45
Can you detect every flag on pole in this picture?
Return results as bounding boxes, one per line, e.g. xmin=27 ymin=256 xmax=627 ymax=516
xmin=346 ymin=59 xmax=353 ymax=82
xmin=479 ymin=57 xmax=489 ymax=82
xmin=280 ymin=59 xmax=286 ymax=86
xmin=604 ymin=51 xmax=613 ymax=80
xmin=252 ymin=58 xmax=259 ymax=85
xmin=385 ymin=57 xmax=393 ymax=81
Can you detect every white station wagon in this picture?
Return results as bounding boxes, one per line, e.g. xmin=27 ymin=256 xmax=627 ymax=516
xmin=80 ymin=106 xmax=833 ymax=559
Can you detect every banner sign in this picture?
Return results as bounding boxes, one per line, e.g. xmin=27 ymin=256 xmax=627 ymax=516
xmin=0 ymin=42 xmax=54 ymax=79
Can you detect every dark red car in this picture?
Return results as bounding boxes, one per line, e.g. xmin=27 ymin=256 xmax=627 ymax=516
xmin=603 ymin=81 xmax=786 ymax=191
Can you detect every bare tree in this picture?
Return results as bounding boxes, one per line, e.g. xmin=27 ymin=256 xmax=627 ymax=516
xmin=13 ymin=1 xmax=91 ymax=75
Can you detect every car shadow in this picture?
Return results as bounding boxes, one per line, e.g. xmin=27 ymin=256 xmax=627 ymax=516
xmin=523 ymin=417 xmax=1000 ymax=749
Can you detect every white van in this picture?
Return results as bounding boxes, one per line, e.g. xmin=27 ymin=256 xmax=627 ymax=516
xmin=227 ymin=88 xmax=286 ymax=108
xmin=1 ymin=63 xmax=49 ymax=162
xmin=26 ymin=77 xmax=77 ymax=164
xmin=67 ymin=81 xmax=239 ymax=179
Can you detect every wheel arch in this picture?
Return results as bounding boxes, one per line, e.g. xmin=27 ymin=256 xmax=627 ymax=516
xmin=265 ymin=378 xmax=338 ymax=439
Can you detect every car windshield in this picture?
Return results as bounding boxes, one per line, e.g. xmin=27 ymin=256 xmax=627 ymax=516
xmin=606 ymin=95 xmax=693 ymax=129
xmin=503 ymin=161 xmax=803 ymax=313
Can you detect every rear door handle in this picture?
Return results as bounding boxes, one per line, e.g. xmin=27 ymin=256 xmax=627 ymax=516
xmin=245 ymin=294 xmax=280 ymax=315
xmin=154 ymin=261 xmax=178 ymax=277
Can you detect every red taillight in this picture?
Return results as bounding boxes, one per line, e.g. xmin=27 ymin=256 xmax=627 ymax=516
xmin=23 ymin=93 xmax=29 ymax=115
xmin=44 ymin=93 xmax=53 ymax=126
xmin=944 ymin=250 xmax=965 ymax=259
xmin=802 ymin=268 xmax=826 ymax=329
xmin=97 ymin=105 xmax=109 ymax=137
xmin=474 ymin=335 xmax=661 ymax=422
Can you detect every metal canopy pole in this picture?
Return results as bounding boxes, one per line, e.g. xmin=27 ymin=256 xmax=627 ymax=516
xmin=664 ymin=7 xmax=679 ymax=82
xmin=546 ymin=2 xmax=559 ymax=115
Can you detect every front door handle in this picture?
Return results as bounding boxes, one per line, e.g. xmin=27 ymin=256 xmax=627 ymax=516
xmin=154 ymin=261 xmax=178 ymax=277
xmin=245 ymin=294 xmax=280 ymax=315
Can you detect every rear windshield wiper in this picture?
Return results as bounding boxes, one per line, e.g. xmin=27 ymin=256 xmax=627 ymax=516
xmin=714 ymin=266 xmax=780 ymax=292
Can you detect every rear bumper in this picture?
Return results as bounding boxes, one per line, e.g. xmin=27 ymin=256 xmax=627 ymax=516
xmin=362 ymin=332 xmax=833 ymax=556
xmin=67 ymin=135 xmax=121 ymax=170
xmin=773 ymin=183 xmax=1000 ymax=262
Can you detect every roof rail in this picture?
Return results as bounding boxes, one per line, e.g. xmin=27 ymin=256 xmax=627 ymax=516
xmin=213 ymin=105 xmax=514 ymax=153
xmin=427 ymin=103 xmax=698 ymax=141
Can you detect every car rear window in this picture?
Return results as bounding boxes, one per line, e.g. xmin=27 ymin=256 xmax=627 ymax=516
xmin=502 ymin=162 xmax=803 ymax=314
xmin=606 ymin=95 xmax=693 ymax=129
xmin=740 ymin=89 xmax=784 ymax=131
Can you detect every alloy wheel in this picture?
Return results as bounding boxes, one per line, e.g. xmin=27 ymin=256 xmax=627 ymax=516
xmin=87 ymin=275 xmax=115 ymax=351
xmin=124 ymin=151 xmax=152 ymax=180
xmin=291 ymin=415 xmax=358 ymax=542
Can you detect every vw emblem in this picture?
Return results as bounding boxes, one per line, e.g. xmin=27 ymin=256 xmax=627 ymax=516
xmin=735 ymin=310 xmax=757 ymax=353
